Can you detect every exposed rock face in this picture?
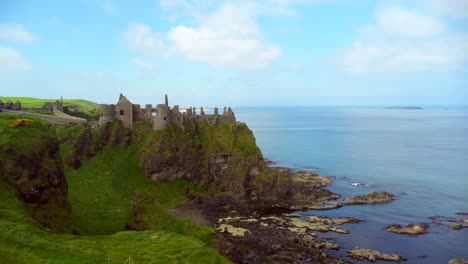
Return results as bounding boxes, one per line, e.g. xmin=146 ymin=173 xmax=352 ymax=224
xmin=385 ymin=223 xmax=429 ymax=235
xmin=347 ymin=247 xmax=407 ymax=262
xmin=139 ymin=123 xmax=340 ymax=210
xmin=0 ymin=118 xmax=72 ymax=233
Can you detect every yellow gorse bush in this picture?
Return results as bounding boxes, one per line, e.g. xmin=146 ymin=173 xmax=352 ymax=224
xmin=9 ymin=118 xmax=34 ymax=127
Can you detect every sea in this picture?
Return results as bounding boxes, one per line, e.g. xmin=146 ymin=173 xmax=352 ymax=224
xmin=236 ymin=107 xmax=468 ymax=264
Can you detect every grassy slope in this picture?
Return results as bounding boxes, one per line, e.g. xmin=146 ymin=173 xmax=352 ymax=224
xmin=65 ymin=145 xmax=213 ymax=242
xmin=0 ymin=182 xmax=228 ymax=264
xmin=0 ymin=113 xmax=230 ymax=263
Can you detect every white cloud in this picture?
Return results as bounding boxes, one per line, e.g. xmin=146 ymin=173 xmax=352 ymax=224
xmin=0 ymin=45 xmax=32 ymax=73
xmin=333 ymin=6 xmax=468 ymax=75
xmin=431 ymin=0 xmax=468 ymax=19
xmin=125 ymin=2 xmax=281 ymax=70
xmin=123 ymin=22 xmax=167 ymax=56
xmin=167 ymin=3 xmax=281 ymax=69
xmin=131 ymin=57 xmax=160 ymax=71
xmin=0 ymin=23 xmax=37 ymax=42
xmin=376 ymin=6 xmax=444 ymax=38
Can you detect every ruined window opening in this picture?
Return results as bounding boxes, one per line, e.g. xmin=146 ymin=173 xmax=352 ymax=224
xmin=100 ymin=113 xmax=103 ymax=117
xmin=120 ymin=110 xmax=124 ymax=115
xmin=163 ymin=117 xmax=167 ymax=120
xmin=152 ymin=112 xmax=156 ymax=117
xmin=178 ymin=117 xmax=180 ymax=121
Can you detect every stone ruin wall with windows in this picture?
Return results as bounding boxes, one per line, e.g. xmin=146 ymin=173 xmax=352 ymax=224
xmin=99 ymin=94 xmax=236 ymax=130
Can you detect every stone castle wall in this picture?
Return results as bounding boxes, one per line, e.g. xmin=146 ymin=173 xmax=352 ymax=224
xmin=99 ymin=94 xmax=237 ymax=130
xmin=99 ymin=104 xmax=115 ymax=123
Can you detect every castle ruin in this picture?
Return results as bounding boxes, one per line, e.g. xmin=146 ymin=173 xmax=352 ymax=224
xmin=0 ymin=100 xmax=22 ymax=111
xmin=41 ymin=99 xmax=63 ymax=112
xmin=99 ymin=94 xmax=236 ymax=130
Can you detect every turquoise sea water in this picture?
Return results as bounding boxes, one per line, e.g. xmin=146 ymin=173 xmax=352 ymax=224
xmin=236 ymin=107 xmax=468 ymax=263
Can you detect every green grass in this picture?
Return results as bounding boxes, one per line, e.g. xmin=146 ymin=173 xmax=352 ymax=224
xmin=1 ymin=96 xmax=100 ymax=120
xmin=65 ymin=146 xmax=212 ymax=240
xmin=0 ymin=96 xmax=97 ymax=111
xmin=0 ymin=113 xmax=48 ymax=146
xmin=0 ymin=182 xmax=229 ymax=264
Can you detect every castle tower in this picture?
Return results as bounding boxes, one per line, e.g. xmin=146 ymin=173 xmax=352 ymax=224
xmin=165 ymin=94 xmax=168 ymax=107
xmin=115 ymin=94 xmax=133 ymax=128
xmin=14 ymin=100 xmax=21 ymax=111
xmin=145 ymin=104 xmax=153 ymax=120
xmin=54 ymin=99 xmax=64 ymax=112
xmin=153 ymin=104 xmax=170 ymax=130
xmin=171 ymin=105 xmax=184 ymax=127
xmin=5 ymin=100 xmax=13 ymax=110
xmin=99 ymin=104 xmax=116 ymax=124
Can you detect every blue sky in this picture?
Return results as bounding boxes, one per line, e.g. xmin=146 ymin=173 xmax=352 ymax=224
xmin=0 ymin=0 xmax=467 ymax=106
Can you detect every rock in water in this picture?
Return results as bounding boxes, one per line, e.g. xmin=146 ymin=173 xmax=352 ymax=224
xmin=341 ymin=191 xmax=395 ymax=205
xmin=347 ymin=247 xmax=406 ymax=262
xmin=385 ymin=223 xmax=429 ymax=235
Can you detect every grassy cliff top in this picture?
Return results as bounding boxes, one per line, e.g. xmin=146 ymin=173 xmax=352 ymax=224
xmin=0 ymin=96 xmax=98 ymax=111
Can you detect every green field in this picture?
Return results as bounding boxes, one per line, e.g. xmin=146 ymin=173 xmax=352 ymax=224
xmin=0 ymin=96 xmax=100 ymax=120
xmin=0 ymin=113 xmax=230 ymax=263
xmin=0 ymin=96 xmax=98 ymax=111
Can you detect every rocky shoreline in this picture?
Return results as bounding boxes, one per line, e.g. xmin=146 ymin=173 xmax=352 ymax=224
xmin=170 ymin=161 xmax=468 ymax=263
xmin=171 ymin=164 xmax=408 ymax=263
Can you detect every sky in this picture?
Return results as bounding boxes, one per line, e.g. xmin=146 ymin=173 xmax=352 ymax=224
xmin=0 ymin=0 xmax=467 ymax=106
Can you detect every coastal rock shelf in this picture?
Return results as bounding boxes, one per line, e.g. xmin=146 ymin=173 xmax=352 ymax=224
xmin=214 ymin=213 xmax=363 ymax=263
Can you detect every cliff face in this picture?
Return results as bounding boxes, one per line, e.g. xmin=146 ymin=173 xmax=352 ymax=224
xmin=0 ymin=116 xmax=72 ymax=233
xmin=58 ymin=120 xmax=134 ymax=169
xmin=139 ymin=123 xmax=298 ymax=207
